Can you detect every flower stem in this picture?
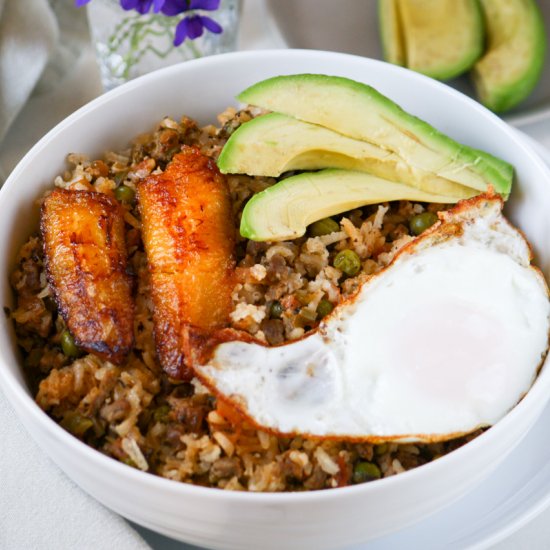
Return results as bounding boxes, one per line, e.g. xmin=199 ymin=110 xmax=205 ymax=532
xmin=103 ymin=9 xmax=216 ymax=81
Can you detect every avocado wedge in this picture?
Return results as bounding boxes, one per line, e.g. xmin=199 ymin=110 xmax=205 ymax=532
xmin=378 ymin=0 xmax=405 ymax=67
xmin=218 ymin=112 xmax=476 ymax=199
xmin=379 ymin=0 xmax=484 ymax=80
xmin=237 ymin=74 xmax=513 ymax=197
xmin=240 ymin=169 xmax=459 ymax=242
xmin=472 ymin=0 xmax=546 ymax=113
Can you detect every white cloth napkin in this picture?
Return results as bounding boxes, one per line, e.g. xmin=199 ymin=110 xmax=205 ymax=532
xmin=0 ymin=0 xmax=57 ymax=145
xmin=0 ymin=0 xmax=103 ymax=183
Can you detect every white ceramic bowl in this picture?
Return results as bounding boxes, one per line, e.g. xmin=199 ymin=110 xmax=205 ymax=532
xmin=1 ymin=50 xmax=550 ymax=550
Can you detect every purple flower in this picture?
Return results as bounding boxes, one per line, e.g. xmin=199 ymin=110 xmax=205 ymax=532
xmin=120 ymin=0 xmax=166 ymax=14
xmin=161 ymin=0 xmax=220 ymax=16
xmin=75 ymin=0 xmax=166 ymax=12
xmin=75 ymin=0 xmax=224 ymax=47
xmin=189 ymin=0 xmax=221 ymax=10
xmin=173 ymin=14 xmax=222 ymax=45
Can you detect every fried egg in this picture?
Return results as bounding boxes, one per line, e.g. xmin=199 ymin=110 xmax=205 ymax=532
xmin=190 ymin=196 xmax=550 ymax=442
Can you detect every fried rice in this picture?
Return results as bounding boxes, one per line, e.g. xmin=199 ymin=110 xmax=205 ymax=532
xmin=9 ymin=108 xmax=482 ymax=492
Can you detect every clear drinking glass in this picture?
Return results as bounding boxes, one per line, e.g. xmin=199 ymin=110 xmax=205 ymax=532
xmin=87 ymin=0 xmax=241 ymax=91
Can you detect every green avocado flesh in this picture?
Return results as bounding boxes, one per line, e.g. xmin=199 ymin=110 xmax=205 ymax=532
xmin=240 ymin=169 xmax=459 ymax=242
xmin=237 ymin=75 xmax=513 ymax=197
xmin=218 ymin=112 xmax=476 ymax=199
xmin=378 ymin=0 xmax=405 ymax=67
xmin=472 ymin=0 xmax=546 ymax=113
xmin=379 ymin=0 xmax=484 ymax=80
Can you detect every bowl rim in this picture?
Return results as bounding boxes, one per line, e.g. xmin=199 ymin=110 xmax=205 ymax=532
xmin=2 ymin=48 xmax=550 ymax=503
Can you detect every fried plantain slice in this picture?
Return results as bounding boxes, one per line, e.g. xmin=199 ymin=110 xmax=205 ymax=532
xmin=41 ymin=189 xmax=134 ymax=364
xmin=138 ymin=146 xmax=236 ymax=380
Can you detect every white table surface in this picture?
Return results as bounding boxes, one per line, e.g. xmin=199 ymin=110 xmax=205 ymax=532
xmin=2 ymin=0 xmax=550 ymax=548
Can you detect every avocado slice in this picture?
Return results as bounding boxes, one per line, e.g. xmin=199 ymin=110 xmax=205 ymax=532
xmin=379 ymin=0 xmax=484 ymax=80
xmin=237 ymin=74 xmax=513 ymax=197
xmin=472 ymin=0 xmax=546 ymax=113
xmin=218 ymin=112 xmax=476 ymax=199
xmin=240 ymin=169 xmax=459 ymax=242
xmin=378 ymin=0 xmax=405 ymax=67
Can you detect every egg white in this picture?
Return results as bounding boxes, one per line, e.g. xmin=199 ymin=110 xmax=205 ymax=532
xmin=193 ymin=197 xmax=550 ymax=442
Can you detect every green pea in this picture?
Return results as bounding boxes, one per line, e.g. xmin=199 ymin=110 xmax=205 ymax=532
xmin=114 ymin=184 xmax=135 ymax=203
xmin=375 ymin=442 xmax=389 ymax=456
xmin=60 ymin=411 xmax=93 ymax=437
xmin=333 ymin=249 xmax=361 ymax=276
xmin=316 ymin=299 xmax=334 ymax=319
xmin=60 ymin=330 xmax=81 ymax=358
xmin=309 ymin=217 xmax=340 ymax=237
xmin=353 ymin=461 xmax=382 ymax=484
xmin=409 ymin=211 xmax=438 ymax=236
xmin=269 ymin=300 xmax=284 ymax=319
xmin=153 ymin=404 xmax=171 ymax=423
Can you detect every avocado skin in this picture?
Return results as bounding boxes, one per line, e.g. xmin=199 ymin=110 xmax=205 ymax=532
xmin=238 ymin=74 xmax=513 ymax=197
xmin=473 ymin=0 xmax=546 ymax=113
